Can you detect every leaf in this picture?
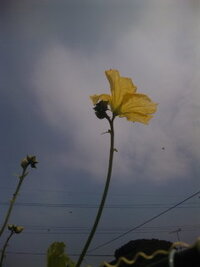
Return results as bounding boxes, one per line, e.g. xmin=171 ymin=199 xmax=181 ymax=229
xmin=47 ymin=242 xmax=75 ymax=267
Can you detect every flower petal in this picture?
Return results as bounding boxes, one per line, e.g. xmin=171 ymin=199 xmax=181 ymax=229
xmin=105 ymin=70 xmax=137 ymax=113
xmin=120 ymin=113 xmax=154 ymax=124
xmin=119 ymin=93 xmax=158 ymax=124
xmin=90 ymin=94 xmax=111 ymax=105
xmin=90 ymin=70 xmax=158 ymax=124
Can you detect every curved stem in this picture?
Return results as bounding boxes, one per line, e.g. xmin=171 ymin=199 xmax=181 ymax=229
xmin=0 ymin=231 xmax=14 ymax=267
xmin=75 ymin=116 xmax=115 ymax=267
xmin=0 ymin=168 xmax=27 ymax=238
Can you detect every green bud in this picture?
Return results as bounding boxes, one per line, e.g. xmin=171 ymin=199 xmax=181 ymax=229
xmin=26 ymin=155 xmax=38 ymax=168
xmin=20 ymin=158 xmax=29 ymax=169
xmin=14 ymin=226 xmax=24 ymax=234
xmin=8 ymin=224 xmax=24 ymax=234
xmin=8 ymin=224 xmax=14 ymax=231
xmin=20 ymin=155 xmax=38 ymax=169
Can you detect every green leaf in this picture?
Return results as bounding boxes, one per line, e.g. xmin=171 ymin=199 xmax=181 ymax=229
xmin=47 ymin=242 xmax=75 ymax=267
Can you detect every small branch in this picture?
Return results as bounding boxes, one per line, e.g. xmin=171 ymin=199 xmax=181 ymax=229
xmin=0 ymin=155 xmax=38 ymax=238
xmin=0 ymin=167 xmax=27 ymax=238
xmin=0 ymin=230 xmax=14 ymax=267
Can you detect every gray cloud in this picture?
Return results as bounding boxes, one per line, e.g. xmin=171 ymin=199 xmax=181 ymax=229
xmin=2 ymin=0 xmax=199 ymax=215
xmin=32 ymin=0 xmax=200 ymax=182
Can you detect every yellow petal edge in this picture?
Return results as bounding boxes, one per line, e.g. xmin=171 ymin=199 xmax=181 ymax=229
xmin=90 ymin=69 xmax=158 ymax=124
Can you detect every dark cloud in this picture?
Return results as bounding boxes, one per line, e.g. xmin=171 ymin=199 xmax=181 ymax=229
xmin=1 ymin=0 xmax=143 ymax=54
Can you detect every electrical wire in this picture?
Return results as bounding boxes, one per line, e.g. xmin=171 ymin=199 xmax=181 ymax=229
xmin=0 ymin=202 xmax=199 ymax=209
xmin=6 ymin=251 xmax=113 ymax=257
xmin=17 ymin=224 xmax=200 ymax=235
xmin=88 ymin=189 xmax=200 ymax=252
xmin=21 ymin=224 xmax=200 ymax=231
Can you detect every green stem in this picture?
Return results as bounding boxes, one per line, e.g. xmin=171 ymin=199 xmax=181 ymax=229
xmin=75 ymin=116 xmax=115 ymax=267
xmin=0 ymin=168 xmax=27 ymax=238
xmin=0 ymin=230 xmax=14 ymax=267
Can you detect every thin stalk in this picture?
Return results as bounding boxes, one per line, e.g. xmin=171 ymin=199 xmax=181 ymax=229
xmin=0 ymin=230 xmax=14 ymax=267
xmin=75 ymin=116 xmax=115 ymax=267
xmin=0 ymin=168 xmax=27 ymax=237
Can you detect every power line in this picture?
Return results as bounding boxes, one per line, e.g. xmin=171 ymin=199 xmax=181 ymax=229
xmin=32 ymin=224 xmax=200 ymax=229
xmin=20 ymin=223 xmax=200 ymax=232
xmin=2 ymin=223 xmax=198 ymax=237
xmin=0 ymin=187 xmax=190 ymax=198
xmin=16 ymin=223 xmax=200 ymax=235
xmin=20 ymin=229 xmax=199 ymax=236
xmin=0 ymin=202 xmax=199 ymax=209
xmin=88 ymin=189 xmax=200 ymax=252
xmin=6 ymin=251 xmax=113 ymax=257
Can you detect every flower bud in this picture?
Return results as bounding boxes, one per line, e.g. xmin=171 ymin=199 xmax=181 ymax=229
xmin=26 ymin=155 xmax=38 ymax=168
xmin=20 ymin=158 xmax=29 ymax=169
xmin=93 ymin=101 xmax=109 ymax=119
xmin=21 ymin=155 xmax=38 ymax=169
xmin=8 ymin=224 xmax=14 ymax=231
xmin=14 ymin=226 xmax=24 ymax=234
xmin=8 ymin=224 xmax=24 ymax=234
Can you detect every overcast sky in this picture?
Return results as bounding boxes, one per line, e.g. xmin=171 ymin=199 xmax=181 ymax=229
xmin=0 ymin=0 xmax=200 ymax=266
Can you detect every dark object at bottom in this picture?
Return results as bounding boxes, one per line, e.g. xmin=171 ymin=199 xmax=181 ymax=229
xmin=147 ymin=238 xmax=200 ymax=267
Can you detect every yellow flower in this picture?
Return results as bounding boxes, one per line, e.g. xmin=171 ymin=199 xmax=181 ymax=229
xmin=90 ymin=70 xmax=158 ymax=124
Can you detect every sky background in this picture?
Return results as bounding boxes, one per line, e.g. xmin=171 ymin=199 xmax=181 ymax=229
xmin=0 ymin=0 xmax=200 ymax=266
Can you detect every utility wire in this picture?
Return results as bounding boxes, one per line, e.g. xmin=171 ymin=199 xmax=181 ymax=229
xmin=20 ymin=229 xmax=199 ymax=235
xmin=6 ymin=251 xmax=113 ymax=257
xmin=0 ymin=202 xmax=199 ymax=209
xmin=18 ymin=224 xmax=200 ymax=235
xmin=88 ymin=189 xmax=200 ymax=252
xmin=0 ymin=187 xmax=190 ymax=197
xmin=20 ymin=223 xmax=200 ymax=231
xmin=2 ymin=191 xmax=199 ymax=260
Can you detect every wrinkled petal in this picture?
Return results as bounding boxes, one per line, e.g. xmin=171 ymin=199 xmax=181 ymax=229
xmin=90 ymin=69 xmax=157 ymax=124
xmin=90 ymin=94 xmax=111 ymax=105
xmin=120 ymin=112 xmax=154 ymax=124
xmin=119 ymin=93 xmax=158 ymax=124
xmin=105 ymin=70 xmax=137 ymax=113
